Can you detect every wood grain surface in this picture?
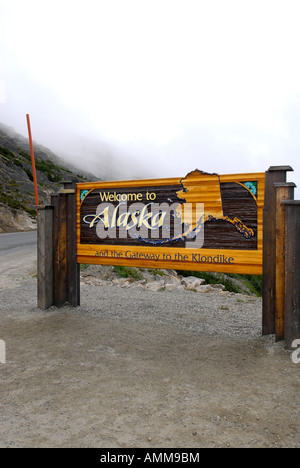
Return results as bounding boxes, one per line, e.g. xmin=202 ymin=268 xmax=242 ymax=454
xmin=76 ymin=170 xmax=265 ymax=274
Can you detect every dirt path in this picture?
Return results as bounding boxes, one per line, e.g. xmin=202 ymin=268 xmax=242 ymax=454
xmin=0 ymin=252 xmax=299 ymax=448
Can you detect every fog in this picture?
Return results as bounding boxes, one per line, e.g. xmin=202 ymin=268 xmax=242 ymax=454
xmin=1 ymin=0 xmax=300 ymax=195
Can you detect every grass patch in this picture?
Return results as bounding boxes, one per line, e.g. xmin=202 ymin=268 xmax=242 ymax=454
xmin=114 ymin=266 xmax=143 ymax=281
xmin=222 ymin=276 xmax=242 ymax=294
xmin=148 ymin=269 xmax=165 ymax=277
xmin=242 ymin=275 xmax=262 ymax=297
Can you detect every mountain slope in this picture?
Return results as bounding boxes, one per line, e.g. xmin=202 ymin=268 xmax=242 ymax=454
xmin=0 ymin=123 xmax=97 ymax=233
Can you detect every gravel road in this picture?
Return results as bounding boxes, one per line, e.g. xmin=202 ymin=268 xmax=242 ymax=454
xmin=0 ymin=246 xmax=299 ymax=448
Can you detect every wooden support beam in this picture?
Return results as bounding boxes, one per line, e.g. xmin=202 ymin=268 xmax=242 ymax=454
xmin=262 ymin=166 xmax=293 ymax=335
xmin=274 ymin=183 xmax=296 ymax=341
xmin=37 ymin=205 xmax=54 ymax=310
xmin=66 ymin=183 xmax=80 ymax=307
xmin=51 ymin=193 xmax=68 ymax=307
xmin=45 ymin=182 xmax=80 ymax=309
xmin=283 ymin=200 xmax=300 ymax=349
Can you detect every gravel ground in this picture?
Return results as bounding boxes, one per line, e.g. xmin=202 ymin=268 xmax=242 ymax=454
xmin=0 ymin=258 xmax=300 ymax=448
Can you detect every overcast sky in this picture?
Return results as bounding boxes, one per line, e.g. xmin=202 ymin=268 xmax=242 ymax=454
xmin=0 ymin=0 xmax=300 ymax=195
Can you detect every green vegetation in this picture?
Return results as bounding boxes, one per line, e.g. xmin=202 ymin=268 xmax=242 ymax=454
xmin=222 ymin=276 xmax=244 ymax=294
xmin=18 ymin=148 xmax=70 ymax=182
xmin=176 ymin=270 xmax=262 ymax=296
xmin=177 ymin=271 xmax=241 ymax=294
xmin=225 ymin=273 xmax=262 ymax=296
xmin=147 ymin=269 xmax=165 ymax=277
xmin=114 ymin=266 xmax=143 ymax=280
xmin=0 ymin=146 xmax=24 ymax=168
xmin=8 ymin=180 xmax=20 ymax=188
xmin=0 ymin=186 xmax=23 ymax=211
xmin=0 ymin=187 xmax=36 ymax=217
xmin=18 ymin=149 xmax=31 ymax=161
xmin=0 ymin=145 xmax=16 ymax=159
xmin=240 ymin=274 xmax=262 ymax=296
xmin=24 ymin=167 xmax=33 ymax=181
xmin=1 ymin=145 xmax=84 ymax=192
xmin=35 ymin=159 xmax=62 ymax=182
xmin=1 ymin=146 xmax=62 ymax=182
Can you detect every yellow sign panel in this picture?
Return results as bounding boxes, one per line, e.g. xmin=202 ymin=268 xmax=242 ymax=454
xmin=77 ymin=170 xmax=265 ymax=275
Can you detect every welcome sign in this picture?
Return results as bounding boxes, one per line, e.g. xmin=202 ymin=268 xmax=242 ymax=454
xmin=77 ymin=170 xmax=265 ymax=274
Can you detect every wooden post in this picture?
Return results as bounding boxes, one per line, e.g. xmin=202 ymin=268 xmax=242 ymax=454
xmin=51 ymin=193 xmax=68 ymax=307
xmin=282 ymin=200 xmax=300 ymax=349
xmin=37 ymin=205 xmax=54 ymax=310
xmin=49 ymin=182 xmax=80 ymax=308
xmin=64 ymin=181 xmax=80 ymax=307
xmin=262 ymin=166 xmax=293 ymax=335
xmin=274 ymin=183 xmax=296 ymax=341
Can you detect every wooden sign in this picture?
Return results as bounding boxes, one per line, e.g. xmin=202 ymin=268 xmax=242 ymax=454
xmin=77 ymin=170 xmax=265 ymax=274
xmin=38 ymin=164 xmax=300 ymax=349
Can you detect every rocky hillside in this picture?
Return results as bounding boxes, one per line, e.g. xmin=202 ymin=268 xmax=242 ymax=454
xmin=0 ymin=123 xmax=96 ymax=233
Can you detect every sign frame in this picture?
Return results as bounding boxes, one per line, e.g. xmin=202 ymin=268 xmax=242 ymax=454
xmin=76 ymin=171 xmax=265 ymax=275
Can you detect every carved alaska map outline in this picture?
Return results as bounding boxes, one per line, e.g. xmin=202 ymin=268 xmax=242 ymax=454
xmin=176 ymin=169 xmax=255 ymax=240
xmin=137 ymin=169 xmax=255 ymax=246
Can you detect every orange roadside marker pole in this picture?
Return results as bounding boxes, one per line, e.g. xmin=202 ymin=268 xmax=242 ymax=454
xmin=26 ymin=114 xmax=39 ymax=212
